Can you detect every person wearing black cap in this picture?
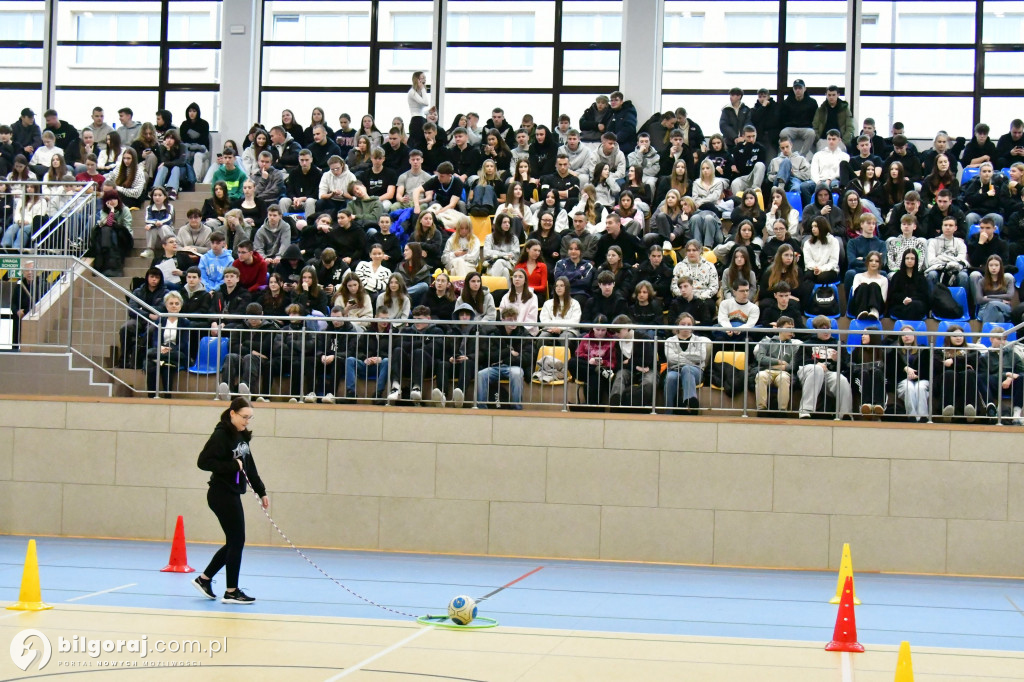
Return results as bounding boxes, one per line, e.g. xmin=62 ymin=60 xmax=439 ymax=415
xmin=779 ymin=80 xmax=818 ymax=157
xmin=192 ymin=397 xmax=268 ymax=605
xmin=11 ymin=108 xmax=42 ymax=158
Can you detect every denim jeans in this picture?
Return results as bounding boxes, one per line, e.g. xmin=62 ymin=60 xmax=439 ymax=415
xmin=344 ymin=356 xmax=389 ymax=397
xmin=774 ymin=158 xmax=804 ymax=192
xmin=1 ymin=223 xmax=31 ymax=248
xmin=665 ymin=365 xmax=703 ymax=408
xmin=153 ymin=165 xmax=182 ymax=191
xmin=475 ymin=365 xmax=524 ymax=408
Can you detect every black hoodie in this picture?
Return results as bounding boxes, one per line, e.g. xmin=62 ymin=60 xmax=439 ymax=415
xmin=197 ymin=418 xmax=266 ymax=496
xmin=779 ymin=90 xmax=817 ymax=129
xmin=178 ymin=102 xmax=211 ymax=152
xmin=528 ymin=125 xmax=559 ymax=178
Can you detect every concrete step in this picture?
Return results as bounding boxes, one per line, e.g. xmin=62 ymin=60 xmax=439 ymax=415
xmin=0 ymin=352 xmax=112 ymax=398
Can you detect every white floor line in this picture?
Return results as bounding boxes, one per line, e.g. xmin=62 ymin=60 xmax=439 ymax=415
xmin=65 ymin=583 xmax=137 ymax=602
xmin=323 ymin=625 xmax=434 ymax=681
xmin=840 ymin=652 xmax=854 ymax=682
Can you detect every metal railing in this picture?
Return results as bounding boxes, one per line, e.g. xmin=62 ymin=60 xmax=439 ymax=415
xmin=5 ymin=251 xmax=1024 ymax=424
xmin=0 ymin=180 xmax=96 ymax=257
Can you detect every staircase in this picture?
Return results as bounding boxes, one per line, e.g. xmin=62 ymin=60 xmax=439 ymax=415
xmin=0 ymin=352 xmax=111 ymax=397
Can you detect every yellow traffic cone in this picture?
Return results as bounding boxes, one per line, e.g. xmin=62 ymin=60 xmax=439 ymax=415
xmin=894 ymin=641 xmax=914 ymax=681
xmin=6 ymin=539 xmax=53 ymax=611
xmin=830 ymin=543 xmax=861 ymax=605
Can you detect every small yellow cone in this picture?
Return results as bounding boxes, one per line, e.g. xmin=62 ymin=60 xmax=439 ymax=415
xmin=894 ymin=641 xmax=914 ymax=681
xmin=6 ymin=539 xmax=53 ymax=611
xmin=830 ymin=543 xmax=861 ymax=605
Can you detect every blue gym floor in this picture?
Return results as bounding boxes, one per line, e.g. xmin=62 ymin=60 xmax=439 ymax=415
xmin=2 ymin=535 xmax=1023 ymax=652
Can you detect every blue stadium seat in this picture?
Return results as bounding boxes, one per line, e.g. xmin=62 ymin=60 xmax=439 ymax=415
xmin=786 ymin=191 xmax=802 ymax=215
xmin=805 ymin=316 xmax=838 ymax=338
xmin=961 ymin=166 xmax=980 ymax=184
xmin=931 ymin=286 xmax=970 ymax=324
xmin=1014 ymin=255 xmax=1024 ymax=289
xmin=893 ymin=319 xmax=928 ymax=346
xmin=968 ymin=222 xmax=999 ymax=239
xmin=845 ymin=318 xmax=883 ymax=353
xmin=935 ymin=319 xmax=973 ymax=345
xmin=188 ymin=336 xmax=229 ymax=375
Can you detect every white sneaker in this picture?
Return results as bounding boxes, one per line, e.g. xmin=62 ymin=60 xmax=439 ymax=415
xmin=386 ymin=387 xmax=401 ymax=405
xmin=322 ymin=393 xmax=335 ymax=404
xmin=303 ymin=392 xmax=317 ymax=404
xmin=965 ymin=404 xmax=976 ymax=422
xmin=452 ymin=388 xmax=464 ymax=408
xmin=140 ymin=249 xmax=154 ymax=259
xmin=215 ymin=382 xmax=230 ymax=401
xmin=288 ymin=397 xmax=297 ymax=403
xmin=410 ymin=386 xmax=422 ymax=403
xmin=255 ymin=396 xmax=269 ymax=403
xmin=238 ymin=382 xmax=252 ymax=402
xmin=431 ymin=387 xmax=446 ymax=407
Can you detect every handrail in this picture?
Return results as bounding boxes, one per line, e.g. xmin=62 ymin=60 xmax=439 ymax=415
xmin=31 ymin=181 xmax=96 ymax=242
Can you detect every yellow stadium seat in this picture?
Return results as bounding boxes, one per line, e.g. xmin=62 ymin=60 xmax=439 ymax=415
xmin=532 ymin=345 xmax=570 ymax=386
xmin=471 ymin=215 xmax=493 ymax=244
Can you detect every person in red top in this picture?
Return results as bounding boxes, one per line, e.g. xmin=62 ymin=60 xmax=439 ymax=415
xmin=515 ymin=238 xmax=548 ymax=301
xmin=232 ymin=240 xmax=268 ymax=292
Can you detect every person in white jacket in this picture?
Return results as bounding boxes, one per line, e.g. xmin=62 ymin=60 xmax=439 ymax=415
xmin=559 ymin=130 xmax=593 ymax=186
xmin=316 ymin=156 xmax=356 ymax=213
xmin=663 ymin=311 xmax=710 ymax=411
xmin=925 ymin=215 xmax=969 ymax=290
xmin=407 ymin=72 xmax=430 ymax=118
xmin=802 ymin=130 xmax=849 ymax=207
xmin=483 ymin=214 xmax=521 ymax=279
xmin=499 ymin=270 xmax=539 ymax=335
xmin=539 ymin=276 xmax=582 ymax=338
xmin=441 ymin=216 xmax=481 ymax=277
xmin=801 ymin=217 xmax=841 ymax=284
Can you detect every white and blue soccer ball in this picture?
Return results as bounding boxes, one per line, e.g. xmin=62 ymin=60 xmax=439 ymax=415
xmin=447 ymin=595 xmax=478 ymax=625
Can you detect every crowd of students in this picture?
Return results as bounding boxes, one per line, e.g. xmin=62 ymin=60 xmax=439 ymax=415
xmin=6 ymin=73 xmax=1024 ymax=419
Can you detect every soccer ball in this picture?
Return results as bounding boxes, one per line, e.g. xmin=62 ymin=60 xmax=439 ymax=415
xmin=447 ymin=595 xmax=478 ymax=625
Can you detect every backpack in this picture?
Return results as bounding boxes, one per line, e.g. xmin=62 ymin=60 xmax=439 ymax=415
xmin=710 ymin=359 xmax=746 ymax=397
xmin=931 ymin=284 xmax=964 ymax=319
xmin=467 ymin=184 xmax=498 ymax=216
xmin=808 ymin=285 xmax=840 ymax=317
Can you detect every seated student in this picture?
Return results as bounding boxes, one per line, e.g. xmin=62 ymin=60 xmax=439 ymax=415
xmin=967 ymin=216 xmax=1010 ymax=280
xmin=841 ymin=134 xmax=884 ymax=184
xmin=376 ymin=274 xmax=412 ymax=324
xmin=202 ymin=181 xmax=233 ymax=235
xmin=753 ymin=315 xmax=801 ymax=414
xmin=306 ymin=124 xmax=341 ymax=171
xmin=884 ymin=134 xmax=923 ymax=185
xmin=517 ymin=238 xmax=550 ymax=298
xmin=475 ymin=307 xmax=535 ymax=409
xmin=251 ymin=150 xmax=286 ymax=204
xmin=663 ymin=312 xmax=710 ymax=413
xmin=141 ymin=187 xmax=175 ymax=259
xmin=801 ymin=129 xmax=849 ymax=208
xmin=608 ymin=313 xmax=657 ymax=408
xmin=387 ymin=305 xmax=444 ymax=405
xmin=767 ymin=135 xmax=812 ymax=194
xmin=891 ymin=325 xmax=931 ymax=422
xmin=972 ymin=254 xmax=1017 ymax=324
xmin=759 ymin=281 xmax=805 ymax=330
xmin=216 ymin=302 xmax=280 ymax=402
xmin=799 ymin=184 xmax=841 ymax=236
xmin=920 ymin=131 xmax=960 ymax=178
xmin=668 ymin=275 xmax=713 ymax=328
xmin=801 ymin=217 xmax=841 ymax=285
xmin=961 ymin=122 xmax=997 ymax=169
xmin=925 ymin=215 xmax=970 ymax=291
xmin=198 ymin=231 xmax=233 ymax=292
xmin=848 ymin=327 xmax=889 ymax=417
xmin=886 ymin=214 xmax=928 ymax=272
xmin=848 ymin=251 xmax=888 ymax=321
xmin=442 ymin=215 xmax=481 ymax=277
xmin=274 ymin=242 xmax=306 ymax=290
xmin=962 ymin=162 xmax=1005 ymax=229
xmin=355 ymin=243 xmax=393 ymax=298
xmin=980 ymin=329 xmax=1024 ymax=423
xmin=423 ymin=271 xmax=457 ymax=320
xmin=671 ymin=239 xmax=718 ymax=320
xmin=211 ymin=147 xmax=247 ymax=200
xmin=316 ymin=155 xmax=356 ymax=213
xmin=143 ymin=290 xmax=193 ymax=398
xmin=117 ymin=267 xmax=167 ymax=368
xmin=761 ymin=217 xmax=804 ymax=276
xmin=887 ymin=249 xmax=930 ymax=320
xmin=499 ymin=269 xmax=539 ymax=335
xmin=343 ymin=309 xmax=393 ymax=400
xmin=539 ymin=275 xmax=582 ymax=338
xmin=315 ymin=246 xmax=350 ymax=299
xmin=348 ymin=181 xmax=384 ymax=230
xmin=795 ymin=315 xmax=853 ymax=419
xmin=568 ymin=314 xmax=617 ymax=407
xmin=274 ymin=302 xmax=318 ymax=400
xmin=208 ymin=267 xmax=252 ymax=337
xmin=280 ymin=150 xmax=322 ymax=219
xmin=921 ymin=189 xmax=966 ymax=239
xmin=333 ymin=271 xmax=374 ymax=330
xmin=485 ymin=213 xmax=522 ymax=279
xmin=729 ymin=125 xmax=768 ymax=197
xmin=886 ymin=190 xmax=930 ymax=239
xmin=719 ymin=243 xmax=759 ymax=302
xmin=459 ymin=271 xmax=497 ymax=321
xmin=584 ymin=270 xmax=628 ymax=322
xmin=631 ymin=244 xmax=674 ymax=302
xmin=594 ymin=212 xmax=644 ymax=266
xmin=412 ymin=161 xmax=467 ymax=232
xmin=294 ymin=265 xmax=330 ymax=316
xmin=150 ymin=235 xmax=191 ymax=289
xmin=252 ymin=204 xmax=293 ymax=266
xmin=309 ymin=304 xmax=356 ymax=403
xmin=176 ymin=207 xmax=214 ymax=267
xmin=921 ymin=151 xmax=959 ymax=207
xmin=843 ymin=213 xmax=886 ymax=292
xmin=715 ymin=278 xmax=759 ymax=340
xmin=933 ymin=325 xmax=983 ymax=422
xmin=232 ymin=240 xmax=268 ymax=293
xmin=258 ymin=271 xmax=292 ymax=317
xmin=432 ymin=300 xmax=479 ymax=408
xmin=332 ymin=208 xmax=368 ymax=267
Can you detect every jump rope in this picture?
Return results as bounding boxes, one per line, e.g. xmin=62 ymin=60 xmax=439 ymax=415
xmin=239 ymin=468 xmax=498 ymax=629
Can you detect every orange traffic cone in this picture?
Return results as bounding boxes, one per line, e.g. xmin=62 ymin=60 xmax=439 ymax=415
xmin=7 ymin=539 xmax=53 ymax=611
xmin=825 ymin=575 xmax=865 ymax=652
xmin=161 ymin=516 xmax=194 ymax=573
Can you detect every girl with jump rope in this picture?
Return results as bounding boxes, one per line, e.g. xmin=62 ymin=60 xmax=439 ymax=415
xmin=192 ymin=397 xmax=268 ymax=604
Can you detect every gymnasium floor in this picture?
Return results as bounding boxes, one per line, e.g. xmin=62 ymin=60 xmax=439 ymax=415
xmin=1 ymin=536 xmax=1023 ymax=680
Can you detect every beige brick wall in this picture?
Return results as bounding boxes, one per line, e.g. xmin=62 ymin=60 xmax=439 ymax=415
xmin=2 ymin=397 xmax=1021 ymax=576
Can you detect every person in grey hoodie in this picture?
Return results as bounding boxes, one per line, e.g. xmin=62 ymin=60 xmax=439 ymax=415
xmin=252 ymin=205 xmax=292 ymax=265
xmin=588 ymin=132 xmax=627 ymax=185
xmin=558 ymin=129 xmax=594 ymax=186
xmin=626 ymin=133 xmax=661 ymax=193
xmin=753 ymin=316 xmax=802 ymax=412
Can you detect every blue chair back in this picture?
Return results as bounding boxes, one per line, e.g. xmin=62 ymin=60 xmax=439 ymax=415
xmin=968 ymin=222 xmax=1000 ymax=239
xmin=786 ymin=191 xmax=802 ymax=215
xmin=936 ymin=319 xmax=973 ymax=345
xmin=845 ymin=319 xmax=882 ymax=353
xmin=961 ymin=166 xmax=980 ymax=184
xmin=805 ymin=316 xmax=838 ymax=338
xmin=893 ymin=319 xmax=928 ymax=346
xmin=979 ymin=322 xmax=1017 ymax=347
xmin=188 ymin=336 xmax=229 ymax=375
xmin=932 ymin=286 xmax=970 ymax=322
xmin=1015 ymin=255 xmax=1024 ymax=289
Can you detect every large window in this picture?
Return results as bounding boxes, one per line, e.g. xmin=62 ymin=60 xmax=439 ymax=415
xmin=0 ymin=1 xmax=45 ymax=124
xmin=50 ymin=0 xmax=222 ymax=130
